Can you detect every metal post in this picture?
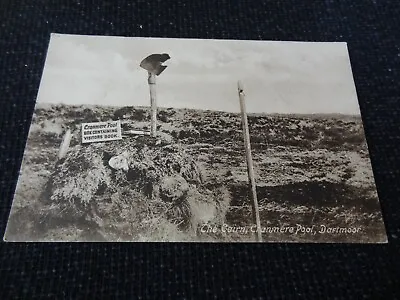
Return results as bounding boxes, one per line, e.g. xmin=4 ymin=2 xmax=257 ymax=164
xmin=148 ymin=72 xmax=157 ymax=137
xmin=238 ymin=81 xmax=262 ymax=242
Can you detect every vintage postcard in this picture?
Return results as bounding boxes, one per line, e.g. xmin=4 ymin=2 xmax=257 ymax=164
xmin=3 ymin=34 xmax=387 ymax=242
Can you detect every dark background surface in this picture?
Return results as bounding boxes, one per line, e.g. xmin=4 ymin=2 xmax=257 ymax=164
xmin=0 ymin=0 xmax=399 ymax=298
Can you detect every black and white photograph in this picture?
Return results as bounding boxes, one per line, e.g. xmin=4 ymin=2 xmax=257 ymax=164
xmin=3 ymin=33 xmax=387 ymax=242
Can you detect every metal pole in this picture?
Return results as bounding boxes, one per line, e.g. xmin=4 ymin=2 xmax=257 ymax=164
xmin=238 ymin=81 xmax=262 ymax=242
xmin=148 ymin=72 xmax=157 ymax=137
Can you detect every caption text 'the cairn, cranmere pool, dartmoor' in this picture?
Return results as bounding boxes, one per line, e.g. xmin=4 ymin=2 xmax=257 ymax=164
xmin=200 ymin=224 xmax=362 ymax=235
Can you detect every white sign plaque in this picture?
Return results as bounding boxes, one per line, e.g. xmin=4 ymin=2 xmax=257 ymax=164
xmin=81 ymin=120 xmax=122 ymax=143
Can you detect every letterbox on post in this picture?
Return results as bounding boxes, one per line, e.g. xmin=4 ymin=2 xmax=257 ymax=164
xmin=140 ymin=53 xmax=171 ymax=137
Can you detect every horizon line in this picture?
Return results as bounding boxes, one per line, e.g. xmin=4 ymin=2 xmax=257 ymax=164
xmin=35 ymin=102 xmax=361 ymax=117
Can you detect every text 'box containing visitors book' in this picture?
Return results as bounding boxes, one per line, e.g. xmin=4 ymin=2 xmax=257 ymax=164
xmin=81 ymin=121 xmax=122 ymax=143
xmin=3 ymin=33 xmax=387 ymax=243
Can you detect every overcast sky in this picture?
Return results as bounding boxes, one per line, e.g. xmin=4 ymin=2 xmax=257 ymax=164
xmin=36 ymin=33 xmax=361 ymax=114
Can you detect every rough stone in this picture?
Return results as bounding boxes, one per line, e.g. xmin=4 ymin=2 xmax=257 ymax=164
xmin=159 ymin=175 xmax=189 ymax=202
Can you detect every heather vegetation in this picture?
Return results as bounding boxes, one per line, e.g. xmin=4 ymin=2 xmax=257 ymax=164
xmin=5 ymin=104 xmax=386 ymax=242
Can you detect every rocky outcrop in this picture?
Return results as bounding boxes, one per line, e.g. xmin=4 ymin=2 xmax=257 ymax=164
xmin=42 ymin=136 xmax=228 ymax=239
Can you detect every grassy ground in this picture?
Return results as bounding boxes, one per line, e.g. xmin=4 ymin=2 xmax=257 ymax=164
xmin=4 ymin=104 xmax=387 ymax=242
